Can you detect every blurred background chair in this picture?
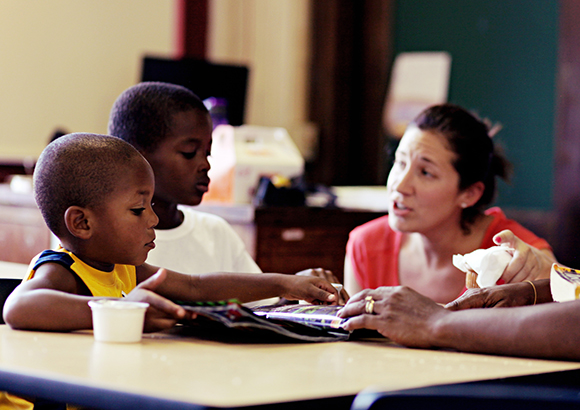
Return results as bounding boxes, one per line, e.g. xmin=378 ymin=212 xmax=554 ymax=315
xmin=0 ymin=278 xmax=21 ymax=324
xmin=351 ymin=369 xmax=580 ymax=410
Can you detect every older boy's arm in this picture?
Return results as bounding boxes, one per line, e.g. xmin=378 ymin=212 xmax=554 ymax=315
xmin=137 ymin=264 xmax=338 ymax=304
xmin=192 ymin=272 xmax=338 ymax=304
xmin=3 ymin=264 xmax=93 ymax=331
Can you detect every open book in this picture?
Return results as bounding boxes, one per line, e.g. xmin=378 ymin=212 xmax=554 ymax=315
xmin=176 ymin=300 xmax=350 ymax=342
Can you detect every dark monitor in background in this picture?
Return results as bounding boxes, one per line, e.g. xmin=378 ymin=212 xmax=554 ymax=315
xmin=141 ymin=56 xmax=249 ymax=126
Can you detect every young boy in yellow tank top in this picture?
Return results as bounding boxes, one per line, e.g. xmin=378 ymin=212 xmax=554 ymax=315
xmin=0 ymin=133 xmax=338 ymax=409
xmin=4 ymin=133 xmax=338 ymax=332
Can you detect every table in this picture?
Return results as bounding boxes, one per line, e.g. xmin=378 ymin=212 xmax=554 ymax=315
xmin=0 ymin=261 xmax=27 ymax=279
xmin=1 ymin=326 xmax=579 ymax=409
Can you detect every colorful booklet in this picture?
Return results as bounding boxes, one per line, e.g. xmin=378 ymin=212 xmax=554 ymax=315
xmin=176 ymin=300 xmax=350 ymax=342
xmin=252 ymin=304 xmax=346 ymax=330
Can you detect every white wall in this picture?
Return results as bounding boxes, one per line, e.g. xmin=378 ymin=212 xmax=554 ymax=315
xmin=0 ymin=0 xmax=177 ymax=160
xmin=0 ymin=1 xmax=314 ymax=161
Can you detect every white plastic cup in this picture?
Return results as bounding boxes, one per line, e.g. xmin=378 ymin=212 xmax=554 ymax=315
xmin=88 ymin=300 xmax=149 ymax=343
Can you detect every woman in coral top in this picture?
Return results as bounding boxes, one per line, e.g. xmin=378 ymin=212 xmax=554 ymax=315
xmin=344 ymin=104 xmax=556 ymax=304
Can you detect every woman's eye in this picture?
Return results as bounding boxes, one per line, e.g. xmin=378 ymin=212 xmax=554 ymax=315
xmin=181 ymin=151 xmax=197 ymax=159
xmin=131 ymin=208 xmax=145 ymax=216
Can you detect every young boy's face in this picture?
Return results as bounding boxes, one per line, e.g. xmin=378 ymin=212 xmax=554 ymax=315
xmin=145 ymin=109 xmax=213 ymax=207
xmin=88 ymin=158 xmax=158 ymax=268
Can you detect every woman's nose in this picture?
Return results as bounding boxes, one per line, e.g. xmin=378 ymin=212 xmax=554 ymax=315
xmin=390 ymin=167 xmax=413 ymax=194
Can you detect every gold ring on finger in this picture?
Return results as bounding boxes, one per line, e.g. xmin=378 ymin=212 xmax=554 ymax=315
xmin=364 ymin=295 xmax=375 ymax=314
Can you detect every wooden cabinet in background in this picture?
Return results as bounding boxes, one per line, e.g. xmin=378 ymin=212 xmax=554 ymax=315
xmin=0 ymin=184 xmax=386 ymax=277
xmin=0 ymin=185 xmax=51 ymax=264
xmin=255 ymin=207 xmax=385 ymax=283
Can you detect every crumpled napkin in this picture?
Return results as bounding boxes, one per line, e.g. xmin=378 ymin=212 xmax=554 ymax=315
xmin=452 ymin=245 xmax=514 ymax=288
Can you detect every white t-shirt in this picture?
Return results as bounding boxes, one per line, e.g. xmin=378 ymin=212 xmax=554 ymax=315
xmin=146 ymin=206 xmax=261 ymax=274
xmin=146 ymin=206 xmax=277 ymax=306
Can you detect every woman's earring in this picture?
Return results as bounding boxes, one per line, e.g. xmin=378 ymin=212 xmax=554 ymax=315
xmin=461 ymin=203 xmax=468 ymax=208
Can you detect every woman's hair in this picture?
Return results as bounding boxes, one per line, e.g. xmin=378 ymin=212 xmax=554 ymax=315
xmin=410 ymin=103 xmax=512 ymax=233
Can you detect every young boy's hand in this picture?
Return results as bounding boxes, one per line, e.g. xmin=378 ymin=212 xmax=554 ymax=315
xmin=127 ymin=269 xmax=196 ymax=332
xmin=280 ymin=275 xmax=338 ymax=305
xmin=295 ymin=268 xmax=350 ymax=304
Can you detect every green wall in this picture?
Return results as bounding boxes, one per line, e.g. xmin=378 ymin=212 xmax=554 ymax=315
xmin=394 ymin=0 xmax=559 ymax=209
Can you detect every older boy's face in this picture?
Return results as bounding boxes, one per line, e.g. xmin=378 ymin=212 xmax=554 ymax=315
xmin=144 ymin=110 xmax=212 ymax=207
xmin=88 ymin=158 xmax=158 ymax=269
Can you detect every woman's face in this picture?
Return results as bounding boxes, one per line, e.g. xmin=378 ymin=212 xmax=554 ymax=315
xmin=387 ymin=126 xmax=468 ymax=235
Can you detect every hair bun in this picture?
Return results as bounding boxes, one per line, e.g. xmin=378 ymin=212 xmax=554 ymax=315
xmin=482 ymin=118 xmax=503 ymax=138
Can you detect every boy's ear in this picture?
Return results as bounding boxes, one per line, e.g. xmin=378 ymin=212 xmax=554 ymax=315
xmin=459 ymin=181 xmax=485 ymax=208
xmin=64 ymin=206 xmax=93 ymax=239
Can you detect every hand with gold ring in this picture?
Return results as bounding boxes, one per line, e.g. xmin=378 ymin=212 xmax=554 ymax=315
xmin=364 ymin=295 xmax=375 ymax=314
xmin=338 ymin=286 xmax=449 ymax=348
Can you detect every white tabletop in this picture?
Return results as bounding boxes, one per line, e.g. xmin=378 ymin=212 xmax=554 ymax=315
xmin=0 ymin=325 xmax=579 ymax=409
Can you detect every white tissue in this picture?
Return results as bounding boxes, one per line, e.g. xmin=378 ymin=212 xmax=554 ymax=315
xmin=452 ymin=246 xmax=514 ymax=288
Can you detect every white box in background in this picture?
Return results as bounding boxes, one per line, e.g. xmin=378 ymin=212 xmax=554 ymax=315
xmin=203 ymin=125 xmax=304 ymax=204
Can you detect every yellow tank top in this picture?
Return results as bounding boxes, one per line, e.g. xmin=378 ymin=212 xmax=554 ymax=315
xmin=26 ymin=246 xmax=136 ymax=297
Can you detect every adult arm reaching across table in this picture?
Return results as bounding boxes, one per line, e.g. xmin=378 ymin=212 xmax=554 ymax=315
xmin=339 ymin=286 xmax=580 ymax=361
